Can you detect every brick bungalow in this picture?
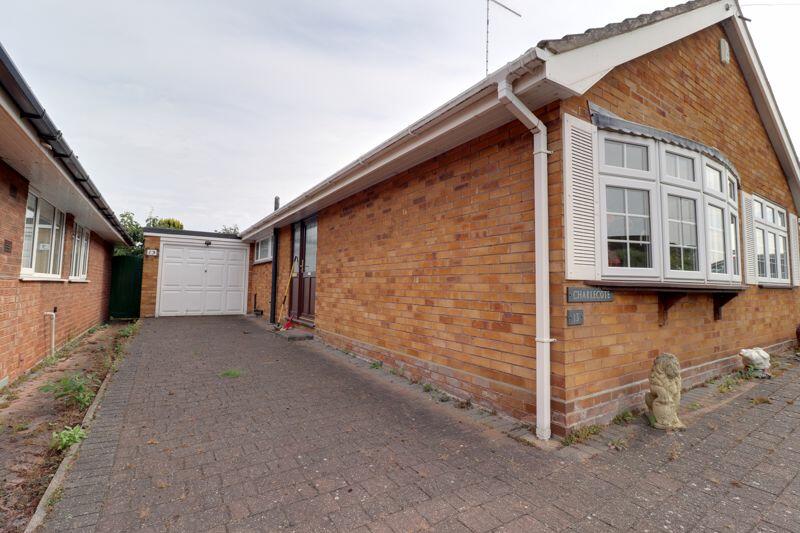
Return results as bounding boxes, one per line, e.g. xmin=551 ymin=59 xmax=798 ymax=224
xmin=143 ymin=0 xmax=800 ymax=437
xmin=0 ymin=43 xmax=131 ymax=386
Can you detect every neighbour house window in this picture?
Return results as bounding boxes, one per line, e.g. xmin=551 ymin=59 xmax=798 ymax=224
xmin=753 ymin=196 xmax=789 ymax=284
xmin=70 ymin=224 xmax=91 ymax=280
xmin=21 ymin=191 xmax=66 ymax=277
xmin=599 ymin=132 xmax=741 ymax=283
xmin=255 ymin=236 xmax=273 ymax=262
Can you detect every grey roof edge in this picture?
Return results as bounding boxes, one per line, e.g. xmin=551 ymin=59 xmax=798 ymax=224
xmin=0 ymin=41 xmax=132 ymax=245
xmin=142 ymin=227 xmax=241 ymax=240
xmin=589 ymin=102 xmax=740 ymax=182
xmin=537 ymin=0 xmax=719 ymax=54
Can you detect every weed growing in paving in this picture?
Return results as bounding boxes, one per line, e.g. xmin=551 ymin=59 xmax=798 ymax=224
xmin=562 ymin=424 xmax=602 ymax=446
xmin=608 ymin=438 xmax=628 ymax=451
xmin=369 ymin=361 xmax=383 ymax=370
xmin=51 ymin=425 xmax=86 ymax=451
xmin=41 ymin=373 xmax=99 ymax=410
xmin=117 ymin=321 xmax=140 ymax=339
xmin=612 ymin=410 xmax=634 ymax=425
xmin=688 ymin=401 xmax=702 ymax=411
xmin=46 ymin=487 xmax=64 ymax=509
xmin=422 ymin=383 xmax=433 ymax=393
xmin=714 ymin=367 xmax=758 ymax=393
xmin=750 ymin=396 xmax=772 ymax=405
xmin=219 ymin=369 xmax=243 ymax=378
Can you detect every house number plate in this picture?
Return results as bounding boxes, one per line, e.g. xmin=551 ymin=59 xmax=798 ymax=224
xmin=567 ymin=287 xmax=613 ymax=303
xmin=567 ymin=309 xmax=584 ymax=326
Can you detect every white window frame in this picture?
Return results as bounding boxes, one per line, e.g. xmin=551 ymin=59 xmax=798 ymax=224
xmin=598 ymin=132 xmax=741 ymax=285
xmin=21 ymin=190 xmax=66 ymax=279
xmin=661 ymin=185 xmax=705 ymax=281
xmin=600 ymin=175 xmax=661 ymax=279
xmin=599 ymin=131 xmax=657 ymax=181
xmin=705 ymin=196 xmax=732 ymax=282
xmin=254 ymin=235 xmax=273 ymax=264
xmin=753 ymin=195 xmax=790 ymax=285
xmin=70 ymin=224 xmax=91 ymax=280
xmin=659 ymin=144 xmax=702 ymax=191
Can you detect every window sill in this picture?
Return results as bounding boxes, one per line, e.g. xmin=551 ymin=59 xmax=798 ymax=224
xmin=757 ymin=282 xmax=792 ymax=290
xmin=19 ymin=276 xmax=68 ymax=283
xmin=253 ymin=258 xmax=273 ymax=265
xmin=68 ymin=278 xmax=90 ymax=283
xmin=585 ymin=280 xmax=746 ymax=293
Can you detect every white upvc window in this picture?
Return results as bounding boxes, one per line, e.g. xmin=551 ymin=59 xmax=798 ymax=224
xmin=597 ymin=131 xmax=741 ymax=284
xmin=254 ymin=235 xmax=273 ymax=263
xmin=21 ymin=191 xmax=66 ymax=278
xmin=661 ymin=185 xmax=704 ymax=280
xmin=753 ymin=195 xmax=789 ymax=284
xmin=70 ymin=224 xmax=91 ymax=280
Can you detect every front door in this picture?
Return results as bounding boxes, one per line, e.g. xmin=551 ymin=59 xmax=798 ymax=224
xmin=289 ymin=216 xmax=317 ymax=322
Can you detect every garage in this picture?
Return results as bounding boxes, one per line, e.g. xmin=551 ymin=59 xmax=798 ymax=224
xmin=142 ymin=229 xmax=249 ymax=317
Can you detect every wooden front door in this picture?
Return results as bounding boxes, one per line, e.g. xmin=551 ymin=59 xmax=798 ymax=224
xmin=289 ymin=216 xmax=317 ymax=322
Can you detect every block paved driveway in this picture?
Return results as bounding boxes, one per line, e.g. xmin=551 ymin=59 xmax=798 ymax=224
xmin=42 ymin=316 xmax=800 ymax=532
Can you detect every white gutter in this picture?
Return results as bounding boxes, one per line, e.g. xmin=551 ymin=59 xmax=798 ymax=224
xmin=497 ymin=78 xmax=554 ymax=440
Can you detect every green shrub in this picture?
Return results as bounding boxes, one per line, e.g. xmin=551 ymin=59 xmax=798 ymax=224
xmin=41 ymin=373 xmax=99 ymax=409
xmin=51 ymin=425 xmax=86 ymax=451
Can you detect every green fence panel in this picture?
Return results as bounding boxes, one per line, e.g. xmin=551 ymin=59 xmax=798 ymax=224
xmin=109 ymin=255 xmax=143 ymax=319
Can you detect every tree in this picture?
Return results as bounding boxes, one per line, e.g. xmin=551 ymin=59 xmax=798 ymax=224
xmin=119 ymin=211 xmax=143 ymax=247
xmin=151 ymin=217 xmax=184 ymax=230
xmin=216 ymin=224 xmax=239 ymax=235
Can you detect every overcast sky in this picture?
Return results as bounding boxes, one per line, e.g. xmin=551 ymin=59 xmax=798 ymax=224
xmin=1 ymin=1 xmax=797 ymax=232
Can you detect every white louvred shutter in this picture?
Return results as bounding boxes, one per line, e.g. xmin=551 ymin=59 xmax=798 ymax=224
xmin=563 ymin=113 xmax=599 ymax=281
xmin=789 ymin=212 xmax=800 ymax=286
xmin=741 ymin=191 xmax=757 ymax=285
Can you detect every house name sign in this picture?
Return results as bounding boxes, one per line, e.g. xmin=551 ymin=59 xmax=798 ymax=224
xmin=566 ymin=287 xmax=613 ymax=303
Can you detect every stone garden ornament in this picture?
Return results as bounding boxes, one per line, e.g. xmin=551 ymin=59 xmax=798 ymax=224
xmin=739 ymin=347 xmax=771 ymax=378
xmin=645 ymin=353 xmax=685 ymax=430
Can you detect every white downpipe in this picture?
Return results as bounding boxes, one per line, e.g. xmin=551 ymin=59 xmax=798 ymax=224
xmin=43 ymin=311 xmax=56 ymax=358
xmin=497 ymin=79 xmax=554 ymax=440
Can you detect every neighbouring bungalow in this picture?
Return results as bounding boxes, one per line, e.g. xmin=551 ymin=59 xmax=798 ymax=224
xmin=0 ymin=43 xmax=131 ymax=386
xmin=140 ymin=0 xmax=800 ymax=438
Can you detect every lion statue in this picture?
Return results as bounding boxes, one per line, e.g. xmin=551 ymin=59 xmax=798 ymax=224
xmin=644 ymin=353 xmax=685 ymax=430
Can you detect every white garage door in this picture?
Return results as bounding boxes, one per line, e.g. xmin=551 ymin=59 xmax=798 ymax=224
xmin=157 ymin=243 xmax=248 ymax=316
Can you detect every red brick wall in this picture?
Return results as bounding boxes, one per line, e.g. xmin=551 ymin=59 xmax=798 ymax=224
xmin=247 ymin=242 xmax=272 ymax=316
xmin=552 ymin=24 xmax=800 ymax=431
xmin=0 ymin=161 xmax=113 ymax=384
xmin=302 ymin=121 xmax=545 ymax=421
xmin=140 ymin=235 xmax=160 ymax=318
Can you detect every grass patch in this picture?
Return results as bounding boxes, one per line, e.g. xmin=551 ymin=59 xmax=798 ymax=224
xmin=219 ymin=369 xmax=243 ymax=378
xmin=687 ymin=401 xmax=702 ymax=411
xmin=562 ymin=424 xmax=602 ymax=446
xmin=50 ymin=425 xmax=86 ymax=451
xmin=612 ymin=410 xmax=634 ymax=425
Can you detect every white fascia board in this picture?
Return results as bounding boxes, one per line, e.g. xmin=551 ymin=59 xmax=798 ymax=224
xmin=240 ymin=86 xmax=508 ymax=239
xmin=144 ymin=232 xmax=248 ymax=248
xmin=0 ymin=83 xmax=126 ymax=244
xmin=542 ymin=1 xmax=736 ymax=94
xmin=722 ymin=16 xmax=800 ymax=212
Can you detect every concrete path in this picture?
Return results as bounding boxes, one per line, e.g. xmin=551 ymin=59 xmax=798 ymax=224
xmin=41 ymin=317 xmax=800 ymax=532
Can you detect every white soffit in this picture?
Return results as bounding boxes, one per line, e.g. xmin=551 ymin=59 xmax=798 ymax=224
xmin=0 ymin=87 xmax=125 ymax=244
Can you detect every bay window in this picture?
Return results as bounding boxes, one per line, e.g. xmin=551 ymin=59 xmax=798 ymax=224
xmin=753 ymin=196 xmax=789 ymax=284
xmin=21 ymin=191 xmax=66 ymax=278
xmin=599 ymin=131 xmax=741 ymax=284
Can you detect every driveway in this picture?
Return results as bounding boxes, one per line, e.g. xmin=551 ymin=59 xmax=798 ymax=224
xmin=42 ymin=317 xmax=800 ymax=532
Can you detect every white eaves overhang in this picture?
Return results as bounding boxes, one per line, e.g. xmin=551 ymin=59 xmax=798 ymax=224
xmin=241 ymin=0 xmax=800 ymax=240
